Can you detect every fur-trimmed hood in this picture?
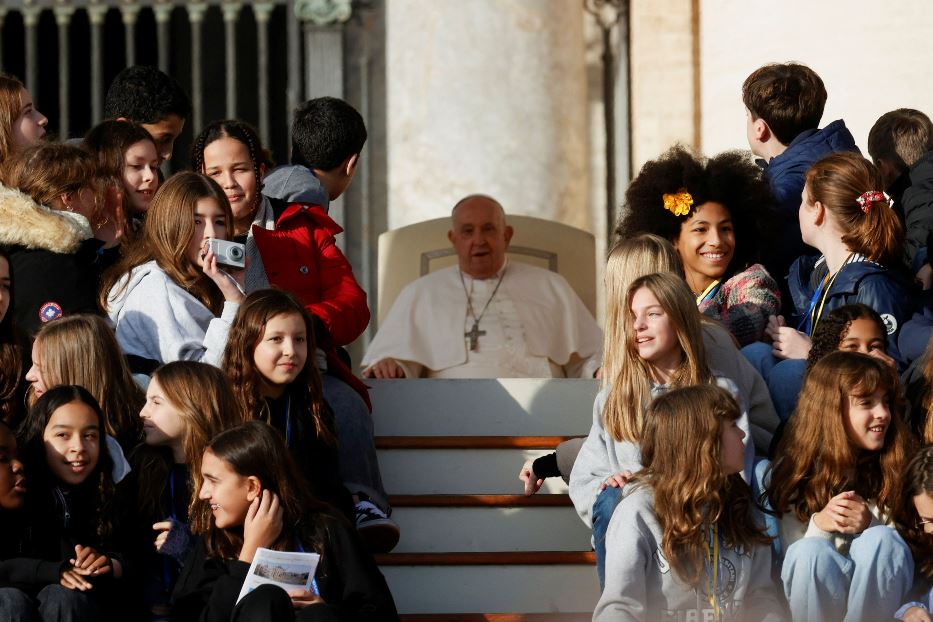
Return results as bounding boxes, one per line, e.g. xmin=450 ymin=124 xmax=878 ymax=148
xmin=0 ymin=183 xmax=92 ymax=253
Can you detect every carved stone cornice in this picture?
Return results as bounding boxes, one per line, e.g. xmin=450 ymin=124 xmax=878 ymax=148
xmin=294 ymin=0 xmax=352 ymax=26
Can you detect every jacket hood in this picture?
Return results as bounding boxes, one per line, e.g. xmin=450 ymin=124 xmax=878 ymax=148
xmin=105 ymin=259 xmax=158 ymax=319
xmin=0 ymin=183 xmax=92 ymax=253
xmin=262 ymin=164 xmax=330 ymax=212
xmin=768 ymin=120 xmax=859 ymax=179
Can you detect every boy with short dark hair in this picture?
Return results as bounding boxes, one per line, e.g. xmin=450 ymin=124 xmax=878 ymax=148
xmin=103 ymin=65 xmax=191 ymax=161
xmin=868 ymin=108 xmax=933 ymax=270
xmin=742 ymin=62 xmax=858 ymax=295
xmin=263 ymin=96 xmax=367 ymax=209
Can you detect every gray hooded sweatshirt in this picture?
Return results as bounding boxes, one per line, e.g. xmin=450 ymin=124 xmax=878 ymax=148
xmin=106 ymin=260 xmax=240 ymax=367
xmin=594 ymin=485 xmax=786 ymax=622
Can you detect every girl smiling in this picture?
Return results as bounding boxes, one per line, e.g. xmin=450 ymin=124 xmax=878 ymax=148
xmin=617 ymin=146 xmax=780 ymax=345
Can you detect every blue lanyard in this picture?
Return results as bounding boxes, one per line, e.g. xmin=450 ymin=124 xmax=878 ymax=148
xmin=798 ymin=255 xmax=851 ymax=335
xmin=294 ymin=538 xmax=320 ymax=595
xmin=285 ymin=394 xmax=293 ymax=448
xmin=162 ymin=469 xmax=178 ymax=591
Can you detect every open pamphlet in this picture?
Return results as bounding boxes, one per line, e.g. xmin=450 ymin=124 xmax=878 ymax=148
xmin=235 ymin=547 xmax=321 ymax=604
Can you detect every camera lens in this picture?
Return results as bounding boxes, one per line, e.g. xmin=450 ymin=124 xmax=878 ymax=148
xmin=230 ymin=246 xmax=244 ymax=260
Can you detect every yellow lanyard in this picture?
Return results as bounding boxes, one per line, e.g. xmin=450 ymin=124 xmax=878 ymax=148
xmin=695 ymin=280 xmax=721 ymax=305
xmin=705 ymin=523 xmax=721 ymax=621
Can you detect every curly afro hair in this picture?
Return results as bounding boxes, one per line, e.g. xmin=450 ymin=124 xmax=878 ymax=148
xmin=614 ymin=145 xmax=776 ymax=278
xmin=806 ymin=303 xmax=886 ymax=370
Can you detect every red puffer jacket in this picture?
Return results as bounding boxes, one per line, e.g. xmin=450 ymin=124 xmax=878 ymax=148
xmin=253 ymin=201 xmax=372 ymax=409
xmin=253 ymin=202 xmax=370 ymax=345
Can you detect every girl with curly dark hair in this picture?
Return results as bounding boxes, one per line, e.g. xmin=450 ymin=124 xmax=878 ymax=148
xmin=616 ymin=145 xmax=780 ymax=346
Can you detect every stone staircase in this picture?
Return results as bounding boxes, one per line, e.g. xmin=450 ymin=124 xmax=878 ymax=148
xmin=369 ymin=378 xmax=601 ymax=620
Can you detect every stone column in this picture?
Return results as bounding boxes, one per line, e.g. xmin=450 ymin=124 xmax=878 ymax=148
xmin=54 ymin=0 xmax=76 ymax=138
xmin=385 ymin=0 xmax=591 ymax=231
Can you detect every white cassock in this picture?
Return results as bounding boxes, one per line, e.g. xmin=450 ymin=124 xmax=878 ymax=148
xmin=362 ymin=261 xmax=603 ymax=378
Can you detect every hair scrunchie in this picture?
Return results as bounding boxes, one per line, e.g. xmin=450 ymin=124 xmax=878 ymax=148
xmin=855 ymin=190 xmax=892 ymax=214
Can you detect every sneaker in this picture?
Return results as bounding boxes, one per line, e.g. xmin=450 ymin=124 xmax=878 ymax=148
xmin=355 ymin=500 xmax=400 ymax=553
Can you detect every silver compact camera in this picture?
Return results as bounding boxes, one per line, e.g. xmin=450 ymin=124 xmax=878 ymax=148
xmin=207 ymin=238 xmax=246 ymax=269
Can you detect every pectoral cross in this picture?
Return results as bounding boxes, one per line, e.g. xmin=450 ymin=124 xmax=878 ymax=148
xmin=465 ymin=321 xmax=486 ymax=351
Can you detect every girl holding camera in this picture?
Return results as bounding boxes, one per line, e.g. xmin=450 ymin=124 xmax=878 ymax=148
xmin=102 ymin=172 xmax=245 ymax=371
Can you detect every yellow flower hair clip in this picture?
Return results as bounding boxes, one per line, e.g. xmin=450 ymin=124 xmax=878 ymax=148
xmin=662 ymin=189 xmax=693 ymax=217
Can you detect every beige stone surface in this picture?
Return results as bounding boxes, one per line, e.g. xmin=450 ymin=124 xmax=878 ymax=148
xmin=386 ymin=0 xmax=591 ymax=231
xmin=629 ymin=0 xmax=697 ymax=170
xmin=699 ymin=0 xmax=933 ymax=157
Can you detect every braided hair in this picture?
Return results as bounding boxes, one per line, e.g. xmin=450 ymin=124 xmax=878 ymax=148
xmin=189 ymin=119 xmax=275 ymax=219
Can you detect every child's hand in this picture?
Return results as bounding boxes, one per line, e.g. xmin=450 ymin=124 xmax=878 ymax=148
xmin=288 ymin=588 xmax=324 ymax=609
xmin=518 ymin=459 xmax=544 ymax=496
xmin=60 ymin=568 xmax=93 ymax=591
xmin=153 ymin=520 xmax=172 ymax=552
xmin=764 ymin=315 xmax=785 ymax=343
xmin=903 ymin=605 xmax=933 ymax=622
xmin=599 ymin=471 xmax=633 ymax=491
xmin=814 ymin=491 xmax=872 ymax=534
xmin=239 ymin=490 xmax=284 ymax=564
xmin=866 ymin=348 xmax=897 ymax=369
xmin=201 ymin=248 xmax=246 ymax=304
xmin=70 ymin=544 xmax=112 ymax=577
xmin=770 ymin=326 xmax=811 ymax=360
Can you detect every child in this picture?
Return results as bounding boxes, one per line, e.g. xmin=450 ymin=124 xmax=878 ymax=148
xmin=764 ymin=303 xmax=893 ymax=427
xmin=131 ymin=360 xmax=244 ymax=619
xmin=25 ymin=314 xmax=144 ymax=452
xmin=103 ymin=65 xmax=190 ymax=162
xmin=806 ymin=303 xmax=891 ymax=369
xmin=767 ymin=351 xmax=916 ymax=622
xmin=743 ymin=152 xmax=913 ymax=422
xmin=894 ymin=446 xmax=933 ymax=621
xmin=102 ymin=172 xmax=245 ymax=369
xmin=0 ymin=73 xmax=47 ymax=166
xmin=223 ymin=289 xmax=398 ymax=549
xmin=263 ymin=96 xmax=366 ymax=210
xmin=192 ymin=119 xmax=391 ymax=548
xmin=173 ymin=420 xmax=399 ymax=621
xmin=617 ymin=145 xmax=780 ymax=345
xmin=519 ymin=236 xmax=778 ymax=494
xmin=867 ymin=109 xmax=933 ymax=269
xmin=594 ymin=385 xmax=783 ymax=621
xmin=569 ymin=272 xmax=753 ymax=587
xmin=742 ymin=62 xmax=858 ymax=289
xmin=1 ymin=143 xmax=120 ymax=336
xmin=16 ymin=385 xmax=131 ymax=620
xmin=83 ymin=119 xmax=160 ymax=219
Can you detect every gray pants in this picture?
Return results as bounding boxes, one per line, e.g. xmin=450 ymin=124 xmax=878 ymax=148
xmin=322 ymin=374 xmax=389 ymax=512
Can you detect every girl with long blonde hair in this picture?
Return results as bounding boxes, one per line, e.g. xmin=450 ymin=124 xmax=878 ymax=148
xmin=102 ymin=172 xmax=245 ymax=369
xmin=25 ymin=314 xmax=144 ymax=450
xmin=595 ymin=385 xmax=780 ymax=621
xmin=768 ymin=351 xmax=915 ymax=622
xmin=570 ymin=271 xmax=754 ymax=587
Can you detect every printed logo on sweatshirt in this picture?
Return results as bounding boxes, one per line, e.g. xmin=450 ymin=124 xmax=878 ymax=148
xmin=880 ymin=313 xmax=897 ymax=335
xmin=39 ymin=301 xmax=63 ymax=323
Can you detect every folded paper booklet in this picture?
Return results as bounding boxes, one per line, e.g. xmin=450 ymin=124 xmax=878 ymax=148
xmin=236 ymin=547 xmax=321 ymax=605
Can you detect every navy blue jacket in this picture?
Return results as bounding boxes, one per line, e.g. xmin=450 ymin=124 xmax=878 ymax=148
xmin=759 ymin=121 xmax=860 ymax=309
xmin=788 ymin=255 xmax=913 ymax=368
xmin=898 ymin=289 xmax=933 ymax=365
